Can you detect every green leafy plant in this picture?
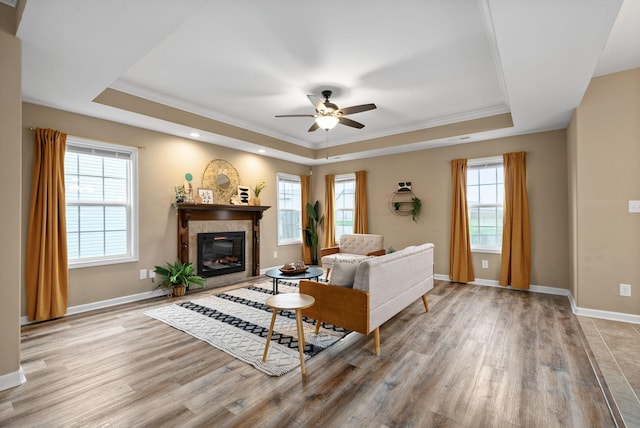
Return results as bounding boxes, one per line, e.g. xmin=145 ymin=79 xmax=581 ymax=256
xmin=253 ymin=180 xmax=266 ymax=197
xmin=393 ymin=202 xmax=401 ymax=210
xmin=304 ymin=200 xmax=325 ymax=265
xmin=153 ymin=260 xmax=206 ymax=295
xmin=411 ymin=196 xmax=422 ymax=223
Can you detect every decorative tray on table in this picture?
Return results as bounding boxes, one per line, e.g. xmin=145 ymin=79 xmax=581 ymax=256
xmin=279 ymin=262 xmax=309 ymax=275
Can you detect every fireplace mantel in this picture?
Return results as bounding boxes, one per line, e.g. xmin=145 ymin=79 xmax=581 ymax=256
xmin=176 ymin=204 xmax=270 ymax=276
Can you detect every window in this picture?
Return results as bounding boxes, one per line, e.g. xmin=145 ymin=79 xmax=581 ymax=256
xmin=467 ymin=157 xmax=503 ymax=253
xmin=277 ymin=173 xmax=302 ymax=245
xmin=64 ymin=138 xmax=138 ymax=268
xmin=334 ymin=173 xmax=355 ymax=243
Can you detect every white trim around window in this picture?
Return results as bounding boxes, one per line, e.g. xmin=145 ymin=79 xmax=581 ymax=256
xmin=276 ymin=172 xmax=302 ymax=246
xmin=467 ymin=156 xmax=503 ymax=254
xmin=65 ymin=137 xmax=139 ymax=268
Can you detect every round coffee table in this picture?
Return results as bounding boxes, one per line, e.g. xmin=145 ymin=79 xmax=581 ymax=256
xmin=262 ymin=293 xmax=315 ymax=375
xmin=264 ymin=267 xmax=324 ymax=294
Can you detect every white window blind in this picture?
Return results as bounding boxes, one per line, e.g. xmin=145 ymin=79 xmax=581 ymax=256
xmin=65 ymin=138 xmax=138 ymax=268
xmin=334 ymin=173 xmax=355 ymax=243
xmin=277 ymin=173 xmax=302 ymax=245
xmin=467 ymin=156 xmax=503 ymax=253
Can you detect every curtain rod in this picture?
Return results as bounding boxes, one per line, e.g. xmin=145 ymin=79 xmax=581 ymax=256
xmin=27 ymin=127 xmax=146 ymax=150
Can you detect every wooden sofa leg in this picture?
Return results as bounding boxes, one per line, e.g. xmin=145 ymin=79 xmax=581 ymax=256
xmin=373 ymin=328 xmax=380 ymax=355
xmin=315 ymin=320 xmax=321 ymax=334
xmin=421 ymin=295 xmax=429 ymax=312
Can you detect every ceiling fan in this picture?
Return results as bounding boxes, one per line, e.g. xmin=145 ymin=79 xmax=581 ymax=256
xmin=276 ymin=90 xmax=377 ymax=132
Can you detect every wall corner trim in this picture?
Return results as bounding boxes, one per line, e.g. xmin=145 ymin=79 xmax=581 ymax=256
xmin=0 ymin=366 xmax=26 ymax=392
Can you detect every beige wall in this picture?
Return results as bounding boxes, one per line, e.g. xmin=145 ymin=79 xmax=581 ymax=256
xmin=570 ymin=68 xmax=640 ymax=315
xmin=312 ymin=130 xmax=570 ymax=288
xmin=21 ymin=103 xmax=309 ymax=314
xmin=0 ymin=5 xmax=22 ymax=383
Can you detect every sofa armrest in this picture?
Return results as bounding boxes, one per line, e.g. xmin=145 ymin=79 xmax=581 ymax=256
xmin=366 ymin=249 xmax=386 ymax=257
xmin=299 ymin=280 xmax=370 ymax=334
xmin=320 ymin=246 xmax=340 ymax=258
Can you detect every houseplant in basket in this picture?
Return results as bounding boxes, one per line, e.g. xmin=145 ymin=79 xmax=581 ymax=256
xmin=153 ymin=260 xmax=206 ymax=297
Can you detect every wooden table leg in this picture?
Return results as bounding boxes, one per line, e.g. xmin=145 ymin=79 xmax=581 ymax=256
xmin=295 ymin=308 xmax=306 ymax=375
xmin=262 ymin=309 xmax=278 ymax=362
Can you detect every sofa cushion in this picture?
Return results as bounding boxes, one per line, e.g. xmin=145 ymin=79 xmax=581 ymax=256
xmin=328 ymin=261 xmax=358 ymax=288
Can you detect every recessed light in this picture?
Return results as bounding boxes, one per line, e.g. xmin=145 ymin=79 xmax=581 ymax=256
xmin=190 ymin=132 xmax=201 ymax=138
xmin=258 ymin=149 xmax=266 ymax=154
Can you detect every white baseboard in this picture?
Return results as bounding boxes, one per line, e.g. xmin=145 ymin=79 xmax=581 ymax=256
xmin=0 ymin=366 xmax=26 ymax=392
xmin=434 ymin=274 xmax=639 ymax=324
xmin=568 ymin=293 xmax=640 ymax=324
xmin=20 ymin=289 xmax=167 ymax=326
xmin=21 ymin=274 xmax=639 ymax=327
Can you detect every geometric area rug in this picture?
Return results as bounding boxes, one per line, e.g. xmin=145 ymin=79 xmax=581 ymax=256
xmin=144 ymin=280 xmax=351 ymax=376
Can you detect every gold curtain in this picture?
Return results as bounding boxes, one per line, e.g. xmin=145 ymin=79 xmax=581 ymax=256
xmin=26 ymin=128 xmax=69 ymax=321
xmin=323 ymin=174 xmax=336 ymax=248
xmin=301 ymin=175 xmax=312 ymax=264
xmin=354 ymin=170 xmax=368 ymax=234
xmin=449 ymin=159 xmax=475 ymax=282
xmin=500 ymin=152 xmax=531 ymax=289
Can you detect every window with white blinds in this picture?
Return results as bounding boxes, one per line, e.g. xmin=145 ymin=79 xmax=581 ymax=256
xmin=277 ymin=173 xmax=302 ymax=245
xmin=467 ymin=156 xmax=503 ymax=253
xmin=334 ymin=173 xmax=355 ymax=243
xmin=64 ymin=138 xmax=138 ymax=268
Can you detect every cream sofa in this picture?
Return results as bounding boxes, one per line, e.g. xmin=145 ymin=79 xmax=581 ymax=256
xmin=320 ymin=233 xmax=385 ymax=272
xmin=301 ymin=243 xmax=434 ymax=355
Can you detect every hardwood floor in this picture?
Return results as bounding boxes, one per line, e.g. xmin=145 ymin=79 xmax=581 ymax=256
xmin=1 ymin=280 xmax=615 ymax=427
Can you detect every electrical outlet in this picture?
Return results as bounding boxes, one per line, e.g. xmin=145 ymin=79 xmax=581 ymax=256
xmin=482 ymin=260 xmax=488 ymax=269
xmin=274 ymin=251 xmax=278 ymax=258
xmin=149 ymin=270 xmax=156 ymax=279
xmin=620 ymin=283 xmax=631 ymax=297
xmin=139 ymin=269 xmax=147 ymax=280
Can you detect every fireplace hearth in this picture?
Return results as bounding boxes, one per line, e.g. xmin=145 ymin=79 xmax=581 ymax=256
xmin=197 ymin=231 xmax=245 ymax=277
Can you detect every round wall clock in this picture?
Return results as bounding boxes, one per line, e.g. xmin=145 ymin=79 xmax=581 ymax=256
xmin=201 ymin=159 xmax=240 ymax=204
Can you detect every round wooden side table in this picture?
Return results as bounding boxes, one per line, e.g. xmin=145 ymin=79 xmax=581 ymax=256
xmin=262 ymin=293 xmax=315 ymax=375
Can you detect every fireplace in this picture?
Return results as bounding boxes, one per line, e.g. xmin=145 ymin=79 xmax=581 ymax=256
xmin=197 ymin=231 xmax=245 ymax=277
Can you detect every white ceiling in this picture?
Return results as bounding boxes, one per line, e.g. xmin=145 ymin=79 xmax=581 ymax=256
xmin=16 ymin=0 xmax=640 ymax=165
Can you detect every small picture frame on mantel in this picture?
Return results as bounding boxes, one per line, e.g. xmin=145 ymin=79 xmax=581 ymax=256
xmin=197 ymin=188 xmax=214 ymax=204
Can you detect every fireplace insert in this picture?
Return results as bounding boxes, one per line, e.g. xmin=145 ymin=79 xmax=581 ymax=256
xmin=197 ymin=231 xmax=245 ymax=277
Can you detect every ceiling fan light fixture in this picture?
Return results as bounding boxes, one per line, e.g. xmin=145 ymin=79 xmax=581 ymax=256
xmin=315 ymin=115 xmax=339 ymax=130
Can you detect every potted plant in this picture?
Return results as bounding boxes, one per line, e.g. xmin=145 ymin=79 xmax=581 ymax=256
xmin=411 ymin=196 xmax=422 ymax=223
xmin=393 ymin=202 xmax=401 ymax=210
xmin=252 ymin=180 xmax=266 ymax=206
xmin=153 ymin=260 xmax=206 ymax=297
xmin=304 ymin=200 xmax=325 ymax=265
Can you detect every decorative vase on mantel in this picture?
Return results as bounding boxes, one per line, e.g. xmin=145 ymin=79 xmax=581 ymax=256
xmin=252 ymin=197 xmax=261 ymax=206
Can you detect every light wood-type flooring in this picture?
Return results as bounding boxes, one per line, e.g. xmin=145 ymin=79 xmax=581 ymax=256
xmin=0 ymin=280 xmax=618 ymax=427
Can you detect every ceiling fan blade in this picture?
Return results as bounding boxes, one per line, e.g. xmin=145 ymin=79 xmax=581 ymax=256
xmin=338 ymin=103 xmax=377 ymax=116
xmin=307 ymin=95 xmax=324 ymax=112
xmin=275 ymin=114 xmax=315 ymax=118
xmin=308 ymin=122 xmax=320 ymax=132
xmin=339 ymin=117 xmax=365 ymax=129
